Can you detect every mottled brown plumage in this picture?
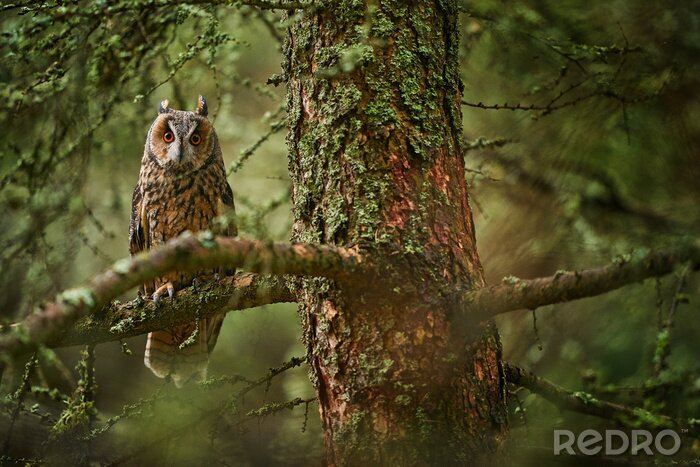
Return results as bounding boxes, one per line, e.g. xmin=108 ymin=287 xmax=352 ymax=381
xmin=129 ymin=96 xmax=236 ymax=387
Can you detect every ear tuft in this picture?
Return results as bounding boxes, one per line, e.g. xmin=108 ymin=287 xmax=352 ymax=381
xmin=195 ymin=95 xmax=208 ymax=117
xmin=158 ymin=99 xmax=171 ymax=114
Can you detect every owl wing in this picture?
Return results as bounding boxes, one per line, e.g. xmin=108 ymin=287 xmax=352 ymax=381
xmin=219 ymin=179 xmax=237 ymax=238
xmin=202 ymin=178 xmax=236 ymax=354
xmin=128 ymin=182 xmax=148 ymax=255
xmin=129 ymin=182 xmax=155 ymax=297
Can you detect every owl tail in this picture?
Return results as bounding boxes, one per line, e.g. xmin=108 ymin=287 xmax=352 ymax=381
xmin=144 ymin=316 xmax=224 ymax=388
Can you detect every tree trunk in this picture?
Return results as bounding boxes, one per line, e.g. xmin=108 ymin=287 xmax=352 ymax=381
xmin=284 ymin=1 xmax=508 ymax=464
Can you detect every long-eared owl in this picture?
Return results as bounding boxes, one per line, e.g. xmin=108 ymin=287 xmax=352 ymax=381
xmin=128 ymin=96 xmax=236 ymax=387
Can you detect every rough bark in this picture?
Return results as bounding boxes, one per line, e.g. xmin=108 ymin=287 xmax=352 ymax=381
xmin=285 ymin=1 xmax=507 ymax=464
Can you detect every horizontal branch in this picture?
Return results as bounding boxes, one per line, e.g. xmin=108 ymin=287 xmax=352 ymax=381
xmin=460 ymin=244 xmax=700 ymax=321
xmin=1 ymin=0 xmax=314 ymax=14
xmin=503 ymin=362 xmax=697 ymax=434
xmin=233 ymin=0 xmax=312 ymax=10
xmin=0 ymin=233 xmax=362 ymax=356
xmin=54 ymin=273 xmax=294 ymax=347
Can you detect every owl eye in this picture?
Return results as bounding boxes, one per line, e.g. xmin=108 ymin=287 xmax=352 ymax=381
xmin=190 ymin=132 xmax=202 ymax=146
xmin=163 ymin=131 xmax=175 ymax=143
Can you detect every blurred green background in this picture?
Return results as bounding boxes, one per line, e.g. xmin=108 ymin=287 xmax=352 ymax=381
xmin=0 ymin=1 xmax=698 ymax=465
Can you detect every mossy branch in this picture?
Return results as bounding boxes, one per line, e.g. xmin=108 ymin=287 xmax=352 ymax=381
xmin=0 ymin=233 xmax=363 ymax=355
xmin=246 ymin=397 xmax=316 ymax=418
xmin=503 ymin=362 xmax=698 ymax=434
xmin=459 ymin=243 xmax=700 ymax=321
xmin=1 ymin=0 xmax=313 ymax=14
xmin=55 ymin=273 xmax=294 ymax=348
xmin=653 ymin=266 xmax=690 ymax=378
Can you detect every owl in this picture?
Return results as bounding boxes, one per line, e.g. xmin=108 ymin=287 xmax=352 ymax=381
xmin=128 ymin=96 xmax=236 ymax=387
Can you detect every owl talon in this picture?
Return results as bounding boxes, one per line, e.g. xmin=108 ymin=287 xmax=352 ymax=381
xmin=152 ymin=282 xmax=176 ymax=305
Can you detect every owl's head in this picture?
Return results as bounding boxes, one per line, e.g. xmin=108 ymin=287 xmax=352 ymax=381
xmin=146 ymin=95 xmax=217 ymax=171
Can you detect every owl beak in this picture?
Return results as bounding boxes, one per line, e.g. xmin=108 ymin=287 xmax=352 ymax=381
xmin=168 ymin=144 xmax=183 ymax=163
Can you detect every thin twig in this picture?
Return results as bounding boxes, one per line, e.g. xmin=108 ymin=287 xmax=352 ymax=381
xmin=503 ymin=362 xmax=695 ymax=433
xmin=653 ymin=266 xmax=690 ymax=378
xmin=2 ymin=353 xmax=37 ymax=455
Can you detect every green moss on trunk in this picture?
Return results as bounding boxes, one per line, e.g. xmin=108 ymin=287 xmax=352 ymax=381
xmin=285 ymin=1 xmax=508 ymax=464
